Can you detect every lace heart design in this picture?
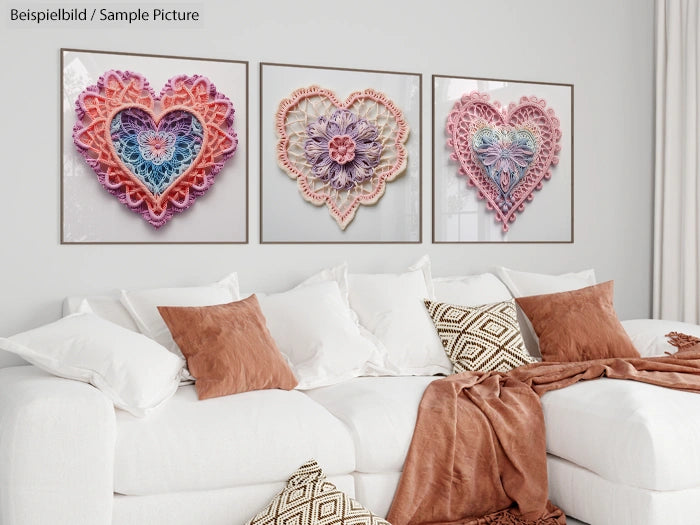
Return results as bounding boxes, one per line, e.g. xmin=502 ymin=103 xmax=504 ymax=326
xmin=276 ymin=86 xmax=409 ymax=230
xmin=447 ymin=92 xmax=561 ymax=232
xmin=110 ymin=108 xmax=204 ymax=196
xmin=73 ymin=70 xmax=237 ymax=228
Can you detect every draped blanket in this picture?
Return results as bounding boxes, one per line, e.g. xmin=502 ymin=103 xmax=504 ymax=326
xmin=386 ymin=343 xmax=700 ymax=525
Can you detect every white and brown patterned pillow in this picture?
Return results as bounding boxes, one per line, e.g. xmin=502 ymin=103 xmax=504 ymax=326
xmin=424 ymin=299 xmax=534 ymax=373
xmin=246 ymin=460 xmax=389 ymax=525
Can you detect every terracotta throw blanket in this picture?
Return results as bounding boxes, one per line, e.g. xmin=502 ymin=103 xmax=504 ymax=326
xmin=387 ymin=339 xmax=700 ymax=525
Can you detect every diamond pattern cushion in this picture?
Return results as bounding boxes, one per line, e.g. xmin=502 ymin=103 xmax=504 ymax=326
xmin=246 ymin=460 xmax=388 ymax=525
xmin=424 ymin=299 xmax=534 ymax=373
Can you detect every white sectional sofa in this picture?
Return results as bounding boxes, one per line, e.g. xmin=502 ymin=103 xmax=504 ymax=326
xmin=2 ymin=265 xmax=700 ymax=525
xmin=4 ymin=359 xmax=700 ymax=525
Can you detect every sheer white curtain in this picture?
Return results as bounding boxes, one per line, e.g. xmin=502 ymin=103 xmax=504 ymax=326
xmin=653 ymin=0 xmax=700 ymax=321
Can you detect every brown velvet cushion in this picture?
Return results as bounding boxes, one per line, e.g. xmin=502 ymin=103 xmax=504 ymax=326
xmin=158 ymin=295 xmax=297 ymax=400
xmin=515 ymin=281 xmax=640 ymax=362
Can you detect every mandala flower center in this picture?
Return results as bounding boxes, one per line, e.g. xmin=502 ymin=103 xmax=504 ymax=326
xmin=472 ymin=127 xmax=536 ymax=198
xmin=303 ymin=109 xmax=382 ymax=192
xmin=328 ymin=135 xmax=356 ymax=165
xmin=137 ymin=130 xmax=177 ymax=165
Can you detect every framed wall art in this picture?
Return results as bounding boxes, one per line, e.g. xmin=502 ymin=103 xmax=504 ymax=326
xmin=433 ymin=74 xmax=573 ymax=243
xmin=260 ymin=62 xmax=421 ymax=243
xmin=61 ymin=48 xmax=248 ymax=244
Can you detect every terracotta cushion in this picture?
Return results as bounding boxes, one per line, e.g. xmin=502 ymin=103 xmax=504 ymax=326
xmin=515 ymin=281 xmax=639 ymax=362
xmin=158 ymin=295 xmax=297 ymax=399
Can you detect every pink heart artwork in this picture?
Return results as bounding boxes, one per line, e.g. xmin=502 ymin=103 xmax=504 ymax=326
xmin=446 ymin=91 xmax=561 ymax=232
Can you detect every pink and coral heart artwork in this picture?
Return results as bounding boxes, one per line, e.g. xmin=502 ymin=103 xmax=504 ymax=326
xmin=61 ymin=49 xmax=248 ymax=244
xmin=448 ymin=92 xmax=561 ymax=232
xmin=73 ymin=70 xmax=237 ymax=229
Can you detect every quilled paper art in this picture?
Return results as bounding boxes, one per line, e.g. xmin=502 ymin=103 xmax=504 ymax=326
xmin=447 ymin=91 xmax=561 ymax=232
xmin=276 ymin=86 xmax=409 ymax=229
xmin=73 ymin=70 xmax=237 ymax=228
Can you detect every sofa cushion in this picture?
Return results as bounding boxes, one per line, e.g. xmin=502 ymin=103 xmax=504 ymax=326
xmin=493 ymin=267 xmax=597 ymax=359
xmin=158 ymin=296 xmax=298 ymax=399
xmin=348 ymin=257 xmax=451 ymax=376
xmin=0 ymin=313 xmax=184 ymax=417
xmin=119 ymin=273 xmax=240 ymax=372
xmin=494 ymin=267 xmax=597 ymax=297
xmin=63 ymin=294 xmax=140 ymax=332
xmin=304 ymin=376 xmax=439 ymax=473
xmin=113 ymin=475 xmax=356 ymax=525
xmin=114 ymin=385 xmax=355 ymax=495
xmin=432 ymin=273 xmax=512 ymax=306
xmin=541 ymin=377 xmax=700 ymax=491
xmin=424 ymin=299 xmax=533 ymax=373
xmin=353 ymin=472 xmax=402 ymax=520
xmin=257 ymin=280 xmax=384 ymax=389
xmin=516 ymin=281 xmax=639 ymax=362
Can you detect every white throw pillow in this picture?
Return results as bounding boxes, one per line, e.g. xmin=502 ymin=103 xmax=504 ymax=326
xmin=494 ymin=267 xmax=597 ymax=297
xmin=0 ymin=313 xmax=184 ymax=417
xmin=297 ymin=263 xmax=353 ymax=307
xmin=348 ymin=257 xmax=450 ymax=376
xmin=433 ymin=273 xmax=513 ymax=306
xmin=493 ymin=267 xmax=597 ymax=358
xmin=120 ymin=273 xmax=240 ymax=377
xmin=622 ymin=319 xmax=700 ymax=357
xmin=63 ymin=294 xmax=140 ymax=332
xmin=257 ymin=278 xmax=384 ymax=389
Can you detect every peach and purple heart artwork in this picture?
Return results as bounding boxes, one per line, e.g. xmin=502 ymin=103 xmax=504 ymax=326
xmin=276 ymin=86 xmax=408 ymax=230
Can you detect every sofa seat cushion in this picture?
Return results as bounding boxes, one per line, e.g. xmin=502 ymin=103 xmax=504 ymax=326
xmin=113 ymin=475 xmax=356 ymax=525
xmin=304 ymin=376 xmax=439 ymax=473
xmin=114 ymin=385 xmax=355 ymax=495
xmin=542 ymin=377 xmax=700 ymax=491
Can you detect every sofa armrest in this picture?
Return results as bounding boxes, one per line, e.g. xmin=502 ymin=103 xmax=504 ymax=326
xmin=0 ymin=366 xmax=115 ymax=525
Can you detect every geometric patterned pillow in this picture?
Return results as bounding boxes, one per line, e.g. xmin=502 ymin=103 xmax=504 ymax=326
xmin=424 ymin=299 xmax=534 ymax=373
xmin=246 ymin=460 xmax=390 ymax=525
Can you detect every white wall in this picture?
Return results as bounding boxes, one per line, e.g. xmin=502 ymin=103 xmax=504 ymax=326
xmin=0 ymin=0 xmax=655 ymax=335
